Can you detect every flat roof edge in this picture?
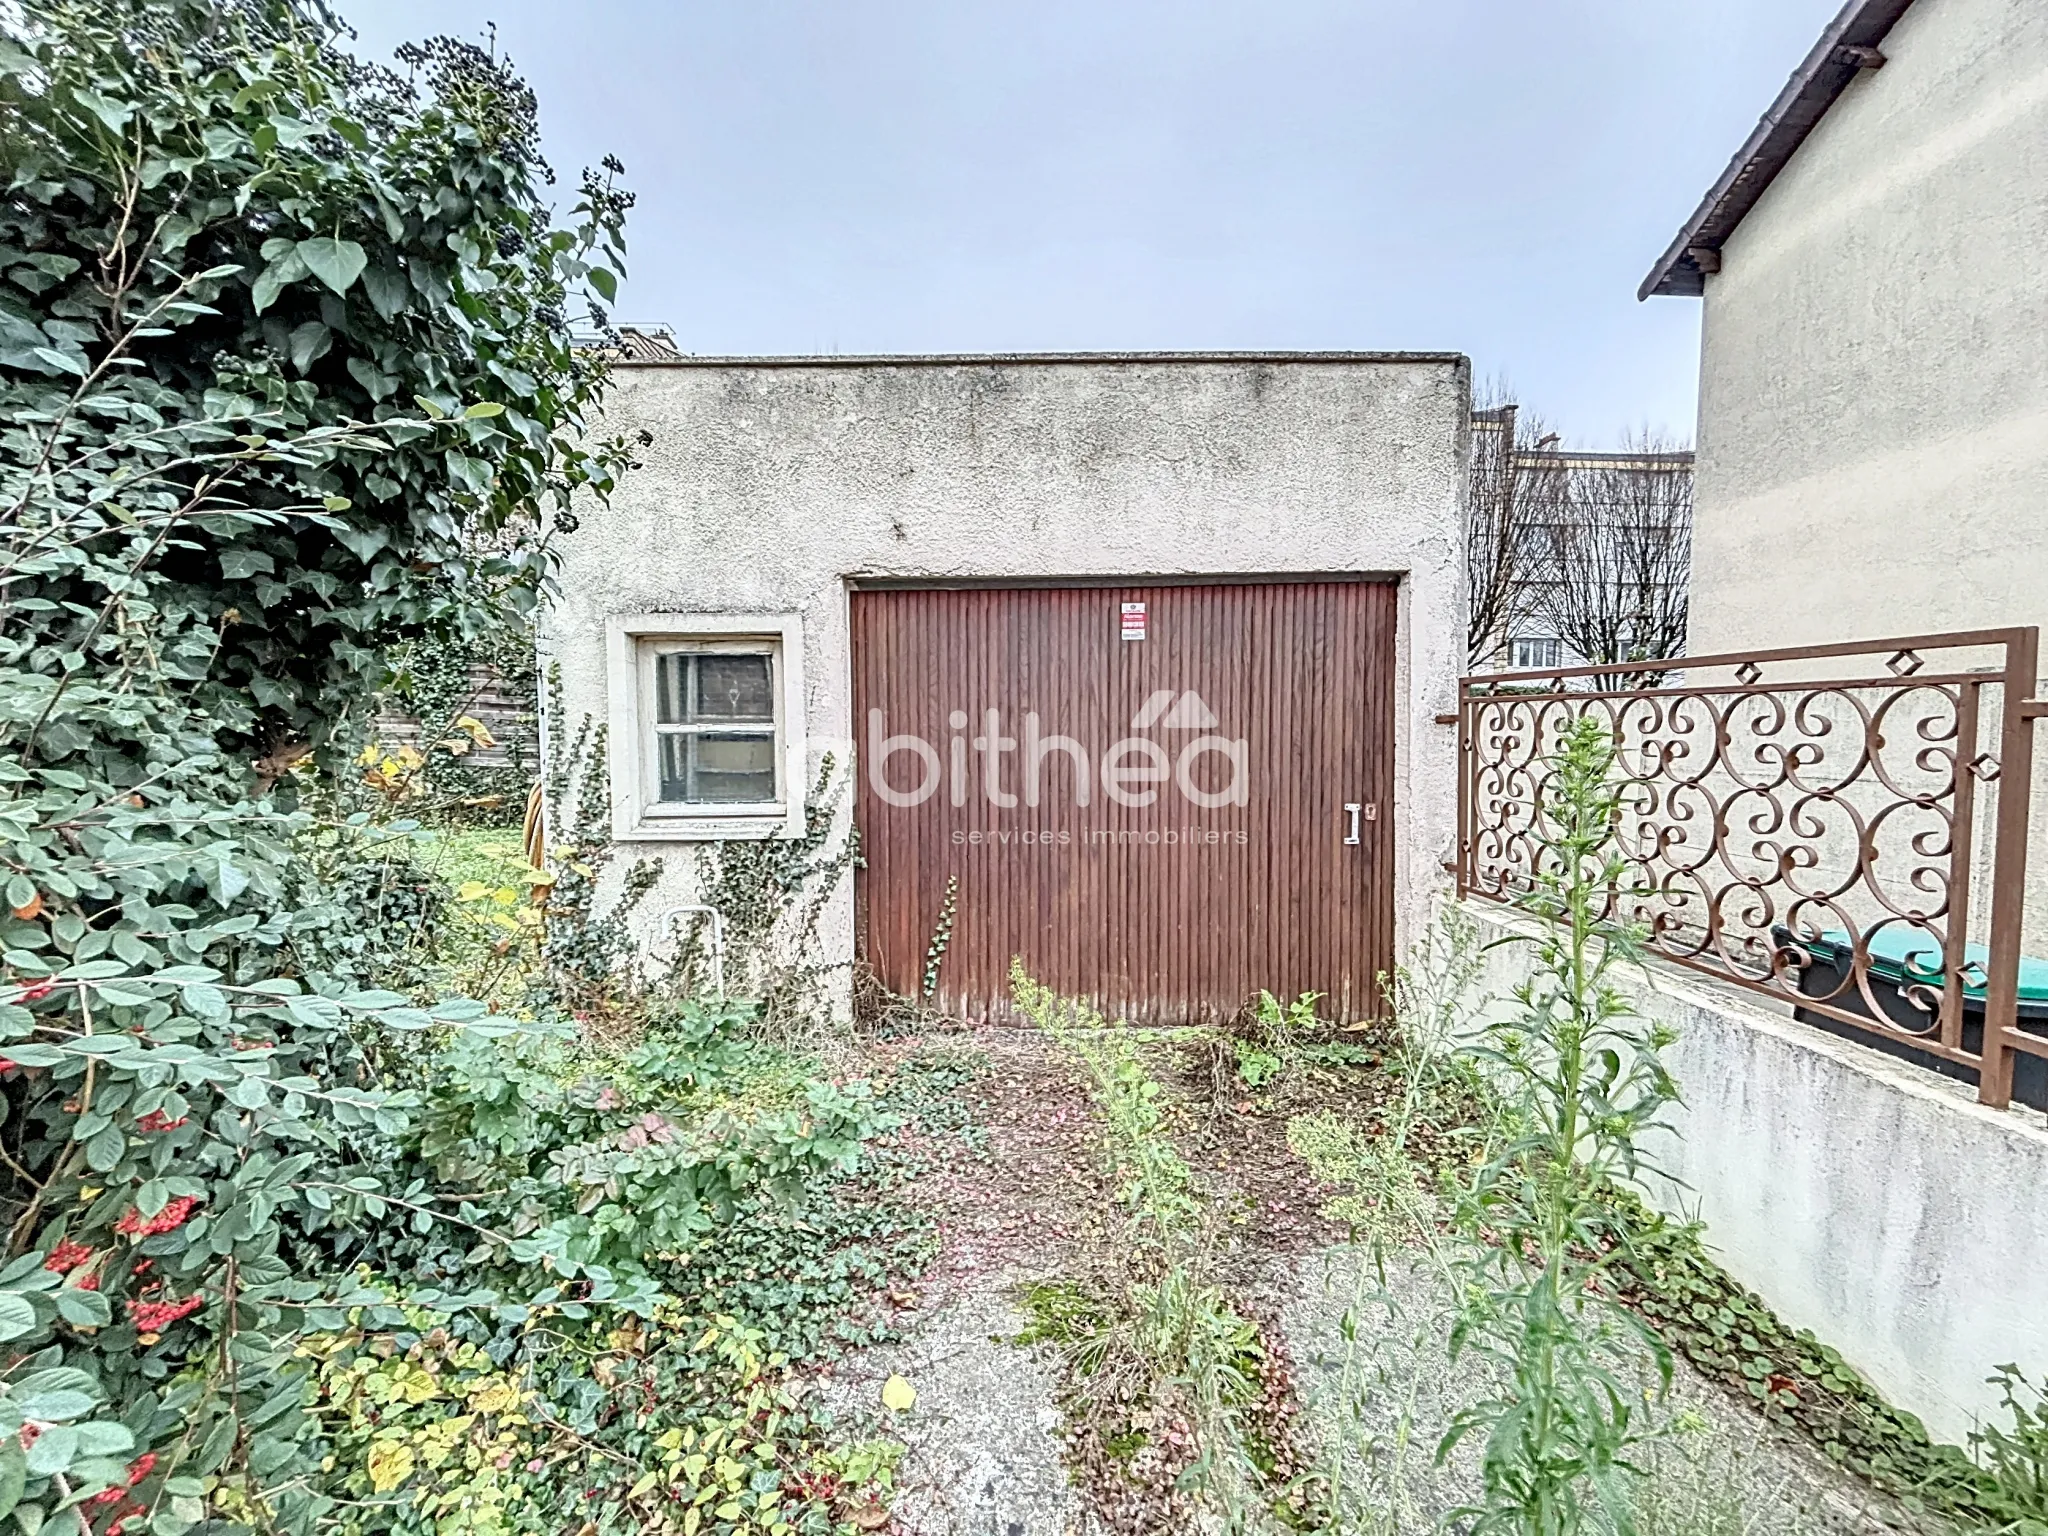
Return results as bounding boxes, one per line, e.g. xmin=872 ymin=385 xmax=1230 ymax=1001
xmin=608 ymin=349 xmax=1470 ymax=370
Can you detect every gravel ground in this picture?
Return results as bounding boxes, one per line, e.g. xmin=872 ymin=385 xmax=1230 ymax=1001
xmin=816 ymin=1269 xmax=1098 ymax=1536
xmin=1281 ymin=1245 xmax=1938 ymax=1536
xmin=818 ymin=1245 xmax=1931 ymax=1536
xmin=827 ymin=1027 xmax=1944 ymax=1535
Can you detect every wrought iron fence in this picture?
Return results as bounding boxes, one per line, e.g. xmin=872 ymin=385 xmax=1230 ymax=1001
xmin=1456 ymin=628 xmax=2044 ymax=1108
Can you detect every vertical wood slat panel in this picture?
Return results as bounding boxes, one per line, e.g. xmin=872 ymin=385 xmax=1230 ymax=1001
xmin=851 ymin=580 xmax=1395 ymax=1024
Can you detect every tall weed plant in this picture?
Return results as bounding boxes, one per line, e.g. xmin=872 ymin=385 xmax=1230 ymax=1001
xmin=1440 ymin=713 xmax=1681 ymax=1536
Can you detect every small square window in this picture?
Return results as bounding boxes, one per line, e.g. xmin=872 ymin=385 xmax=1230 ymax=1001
xmin=643 ymin=641 xmax=782 ymax=811
xmin=606 ymin=613 xmax=805 ymax=842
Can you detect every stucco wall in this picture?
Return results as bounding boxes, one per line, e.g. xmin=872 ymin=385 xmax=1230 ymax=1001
xmin=1689 ymin=0 xmax=2048 ymax=657
xmin=1686 ymin=0 xmax=2048 ymax=954
xmin=1464 ymin=899 xmax=2048 ymax=1446
xmin=539 ymin=354 xmax=1470 ymax=1016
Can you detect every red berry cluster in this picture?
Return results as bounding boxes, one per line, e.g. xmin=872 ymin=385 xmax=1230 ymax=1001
xmin=127 ymin=1295 xmax=203 ymax=1332
xmin=43 ymin=1239 xmax=95 ymax=1274
xmin=88 ymin=1452 xmax=157 ymax=1506
xmin=88 ymin=1451 xmax=159 ymax=1536
xmin=113 ymin=1196 xmax=198 ymax=1237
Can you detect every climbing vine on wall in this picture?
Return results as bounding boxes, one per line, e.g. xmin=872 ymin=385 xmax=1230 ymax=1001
xmin=531 ymin=664 xmax=661 ymax=1027
xmin=690 ymin=759 xmax=860 ymax=1031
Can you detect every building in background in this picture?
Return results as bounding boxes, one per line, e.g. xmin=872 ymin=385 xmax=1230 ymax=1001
xmin=1467 ymin=404 xmax=1694 ymax=672
xmin=542 ymin=351 xmax=1468 ymax=1025
xmin=1642 ymin=0 xmax=2048 ymax=971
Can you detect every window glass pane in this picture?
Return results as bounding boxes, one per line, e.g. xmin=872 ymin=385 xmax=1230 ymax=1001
xmin=656 ymin=732 xmax=776 ymax=806
xmin=695 ymin=654 xmax=773 ymax=722
xmin=1511 ymin=637 xmax=1564 ymax=670
xmin=657 ymin=731 xmax=692 ymax=802
xmin=687 ymin=733 xmax=777 ymax=803
xmin=654 ymin=653 xmax=691 ymax=725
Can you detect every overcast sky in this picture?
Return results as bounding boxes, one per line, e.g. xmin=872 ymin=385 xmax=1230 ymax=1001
xmin=337 ymin=0 xmax=1841 ymax=449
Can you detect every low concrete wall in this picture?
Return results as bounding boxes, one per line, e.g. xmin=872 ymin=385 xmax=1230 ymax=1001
xmin=1461 ymin=898 xmax=2048 ymax=1446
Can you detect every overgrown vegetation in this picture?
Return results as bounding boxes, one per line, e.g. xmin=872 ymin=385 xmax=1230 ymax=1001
xmin=0 ymin=5 xmax=930 ymax=1534
xmin=1010 ymin=963 xmax=1319 ymax=1534
xmin=1605 ymin=1197 xmax=2048 ymax=1533
xmin=690 ymin=760 xmax=860 ymax=1039
xmin=1437 ymin=715 xmax=1680 ymax=1536
xmin=1286 ymin=721 xmax=2048 ymax=1536
xmin=375 ymin=616 xmax=541 ymax=823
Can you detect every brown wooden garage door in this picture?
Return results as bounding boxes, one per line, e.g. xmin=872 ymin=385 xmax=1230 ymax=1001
xmin=851 ymin=579 xmax=1395 ymax=1025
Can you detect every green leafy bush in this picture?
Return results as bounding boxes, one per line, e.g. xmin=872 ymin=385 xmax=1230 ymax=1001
xmin=0 ymin=1 xmax=684 ymax=1530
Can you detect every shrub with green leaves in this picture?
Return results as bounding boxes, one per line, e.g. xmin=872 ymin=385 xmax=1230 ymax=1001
xmin=0 ymin=0 xmax=638 ymax=1530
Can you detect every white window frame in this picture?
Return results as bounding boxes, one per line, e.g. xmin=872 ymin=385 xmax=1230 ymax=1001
xmin=1510 ymin=635 xmax=1565 ymax=671
xmin=606 ymin=613 xmax=806 ymax=841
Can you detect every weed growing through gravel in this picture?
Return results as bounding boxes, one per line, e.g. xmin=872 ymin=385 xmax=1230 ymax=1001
xmin=1010 ymin=963 xmax=1322 ymax=1533
xmin=1437 ymin=715 xmax=1682 ymax=1536
xmin=1285 ymin=904 xmax=1495 ymax=1534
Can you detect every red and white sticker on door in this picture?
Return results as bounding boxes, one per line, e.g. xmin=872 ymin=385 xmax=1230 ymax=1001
xmin=1120 ymin=601 xmax=1147 ymax=641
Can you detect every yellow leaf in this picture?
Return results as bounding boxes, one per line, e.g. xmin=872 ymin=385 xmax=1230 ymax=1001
xmin=400 ymin=1369 xmax=442 ymax=1405
xmin=453 ymin=715 xmax=497 ymax=749
xmin=880 ymin=1374 xmax=916 ymax=1413
xmin=456 ymin=881 xmax=492 ymax=901
xmin=628 ymin=1471 xmax=659 ymax=1499
xmin=366 ymin=1439 xmax=416 ymax=1494
xmin=467 ymin=1379 xmax=521 ymax=1415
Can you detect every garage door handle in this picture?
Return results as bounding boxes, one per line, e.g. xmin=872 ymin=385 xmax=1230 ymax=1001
xmin=1344 ymin=804 xmax=1362 ymax=845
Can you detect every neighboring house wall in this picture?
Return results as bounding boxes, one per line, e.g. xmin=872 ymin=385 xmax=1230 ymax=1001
xmin=540 ymin=354 xmax=1469 ymax=1016
xmin=1684 ymin=0 xmax=2048 ymax=954
xmin=1688 ymin=0 xmax=2048 ymax=655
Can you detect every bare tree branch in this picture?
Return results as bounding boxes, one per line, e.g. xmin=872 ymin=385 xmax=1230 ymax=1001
xmin=1537 ymin=429 xmax=1694 ymax=669
xmin=1466 ymin=388 xmax=1573 ymax=668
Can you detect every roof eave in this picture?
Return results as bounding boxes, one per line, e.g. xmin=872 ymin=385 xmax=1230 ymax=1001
xmin=1639 ymin=0 xmax=1917 ymax=300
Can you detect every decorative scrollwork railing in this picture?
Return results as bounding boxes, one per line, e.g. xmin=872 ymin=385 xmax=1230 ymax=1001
xmin=1457 ymin=628 xmax=2043 ymax=1108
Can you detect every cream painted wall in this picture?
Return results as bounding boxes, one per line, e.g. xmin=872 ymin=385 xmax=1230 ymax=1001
xmin=1690 ymin=0 xmax=2048 ymax=655
xmin=540 ymin=355 xmax=1469 ymax=1018
xmin=1687 ymin=0 xmax=2048 ymax=952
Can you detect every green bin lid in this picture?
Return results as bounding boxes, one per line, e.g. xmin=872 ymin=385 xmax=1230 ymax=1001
xmin=1808 ymin=927 xmax=2048 ymax=1007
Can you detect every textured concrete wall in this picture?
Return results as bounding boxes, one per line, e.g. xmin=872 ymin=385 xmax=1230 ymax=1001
xmin=1463 ymin=900 xmax=2048 ymax=1446
xmin=1686 ymin=0 xmax=2048 ymax=955
xmin=540 ymin=354 xmax=1470 ymax=1014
